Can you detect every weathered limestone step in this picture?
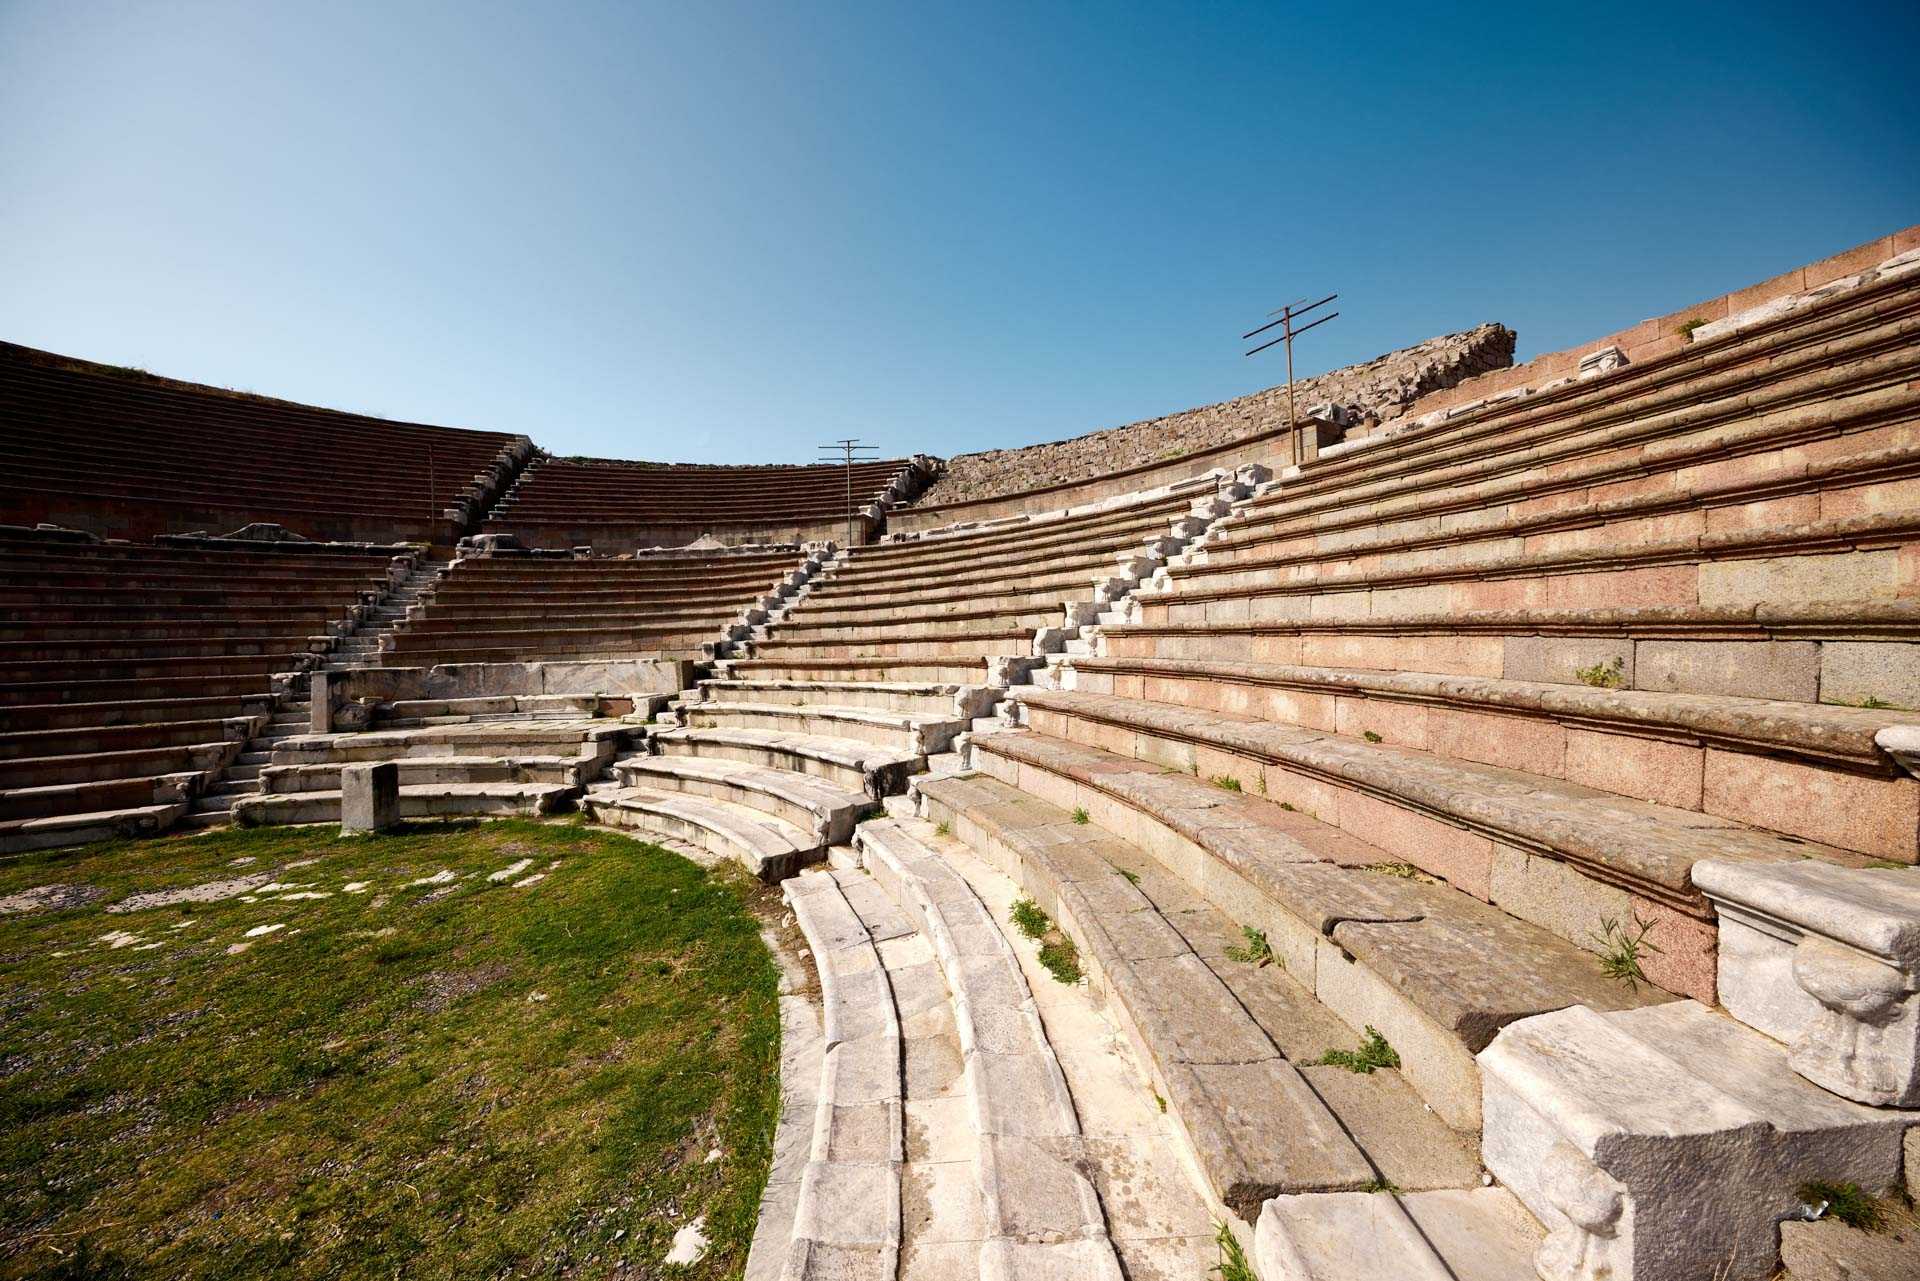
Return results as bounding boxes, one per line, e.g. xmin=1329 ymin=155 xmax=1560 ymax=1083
xmin=1063 ymin=654 xmax=1920 ymax=775
xmin=945 ymin=739 xmax=1667 ymax=1131
xmin=260 ymin=755 xmax=588 ymax=794
xmin=1013 ymin=688 xmax=1867 ymax=990
xmin=615 ymin=755 xmax=871 ymax=844
xmin=854 ymin=818 xmax=1126 ymax=1277
xmin=686 ymin=702 xmax=966 ymax=756
xmin=585 ymin=786 xmax=822 ymax=882
xmin=749 ymin=625 xmax=1041 ymax=662
xmin=905 ymin=776 xmax=1411 ymax=1217
xmin=779 ymin=870 xmax=903 ymax=1280
xmin=654 ymin=727 xmax=924 ymax=800
xmin=719 ymin=656 xmax=1011 ymax=687
xmin=698 ymin=678 xmax=998 ymax=719
xmin=1481 ymin=1000 xmax=1917 ymax=1281
xmin=1254 ymin=1187 xmax=1542 ymax=1280
xmin=0 ymin=802 xmax=185 ymax=853
xmin=907 ymin=815 xmax=1243 ymax=1277
xmin=232 ymin=782 xmax=576 ymax=826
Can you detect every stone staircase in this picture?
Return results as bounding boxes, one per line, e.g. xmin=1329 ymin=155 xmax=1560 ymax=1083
xmin=584 ymin=477 xmax=1250 ymax=881
xmin=330 ymin=555 xmax=450 ymax=668
xmin=179 ymin=556 xmax=454 ymax=828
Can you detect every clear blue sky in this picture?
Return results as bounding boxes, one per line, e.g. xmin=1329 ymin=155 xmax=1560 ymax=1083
xmin=3 ymin=1 xmax=1916 ymax=464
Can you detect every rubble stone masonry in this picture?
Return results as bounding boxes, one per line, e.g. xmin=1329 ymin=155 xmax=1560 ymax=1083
xmin=917 ymin=323 xmax=1514 ymax=507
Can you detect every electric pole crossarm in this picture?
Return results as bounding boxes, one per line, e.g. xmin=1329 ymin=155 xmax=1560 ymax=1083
xmin=1241 ymin=292 xmax=1340 ymax=468
xmin=817 ymin=437 xmax=880 ymax=548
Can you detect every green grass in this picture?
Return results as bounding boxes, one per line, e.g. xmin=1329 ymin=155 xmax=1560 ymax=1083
xmin=1009 ymin=897 xmax=1051 ymax=940
xmin=1799 ymin=1181 xmax=1890 ymax=1233
xmin=1007 ymin=899 xmax=1081 ymax=984
xmin=1223 ymin=926 xmax=1274 ymax=967
xmin=1361 ymin=730 xmax=1382 ymax=743
xmin=1037 ymin=938 xmax=1083 ymax=985
xmin=1115 ymin=868 xmax=1141 ymax=887
xmin=1070 ymin=806 xmax=1090 ymax=825
xmin=1212 ymin=1219 xmax=1256 ymax=1281
xmin=0 ymin=820 xmax=781 ymax=1280
xmin=1209 ymin=775 xmax=1242 ymax=793
xmin=1312 ymin=1026 xmax=1401 ymax=1074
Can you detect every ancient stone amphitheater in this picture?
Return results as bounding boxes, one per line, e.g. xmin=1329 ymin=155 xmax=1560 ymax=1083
xmin=5 ymin=227 xmax=1919 ymax=1280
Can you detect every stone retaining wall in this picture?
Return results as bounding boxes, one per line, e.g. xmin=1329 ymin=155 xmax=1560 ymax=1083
xmin=902 ymin=324 xmax=1513 ymax=519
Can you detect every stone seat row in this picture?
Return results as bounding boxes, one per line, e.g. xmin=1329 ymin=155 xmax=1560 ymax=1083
xmin=370 ymin=546 xmax=820 ymax=667
xmin=1194 ymin=388 xmax=1919 ymax=589
xmin=1248 ymin=253 xmax=1919 ymax=526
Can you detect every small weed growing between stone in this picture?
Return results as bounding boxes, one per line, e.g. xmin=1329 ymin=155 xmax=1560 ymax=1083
xmin=1593 ymin=912 xmax=1663 ymax=988
xmin=1224 ymin=926 xmax=1274 ymax=967
xmin=1116 ymin=868 xmax=1141 ymax=886
xmin=1256 ymin=775 xmax=1268 ymax=795
xmin=1213 ymin=1219 xmax=1256 ymax=1281
xmin=1362 ymin=1178 xmax=1404 ymax=1194
xmin=1071 ymin=806 xmax=1090 ymax=825
xmin=935 ymin=820 xmax=951 ymax=837
xmin=1009 ymin=897 xmax=1050 ymax=940
xmin=1799 ymin=1181 xmax=1889 ymax=1232
xmin=1278 ymin=801 xmax=1296 ymax=812
xmin=1037 ymin=937 xmax=1083 ymax=985
xmin=1867 ymin=860 xmax=1908 ymax=870
xmin=1361 ymin=730 xmax=1383 ymax=743
xmin=1677 ymin=317 xmax=1708 ymax=339
xmin=1367 ymin=861 xmax=1421 ymax=879
xmin=1153 ymin=1090 xmax=1167 ymax=1113
xmin=1210 ymin=775 xmax=1243 ymax=793
xmin=1843 ymin=695 xmax=1893 ymax=709
xmin=1576 ymin=656 xmax=1627 ymax=689
xmin=1313 ymin=1026 xmax=1400 ymax=1074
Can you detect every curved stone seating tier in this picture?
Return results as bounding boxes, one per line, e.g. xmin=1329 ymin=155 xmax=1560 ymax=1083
xmin=370 ymin=546 xmax=818 ymax=667
xmin=1059 ymin=656 xmax=1920 ymax=857
xmin=1102 ymin=600 xmax=1920 ymax=709
xmin=0 ymin=531 xmax=414 ymax=851
xmin=2 ymin=342 xmax=528 ymax=543
xmin=480 ymin=455 xmax=920 ymax=549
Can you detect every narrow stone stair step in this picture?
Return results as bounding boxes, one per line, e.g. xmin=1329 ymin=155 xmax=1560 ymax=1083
xmin=780 ymin=871 xmax=903 ymax=1280
xmin=854 ymin=818 xmax=1126 ymax=1274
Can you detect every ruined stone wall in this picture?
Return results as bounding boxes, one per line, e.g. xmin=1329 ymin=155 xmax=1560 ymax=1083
xmin=912 ymin=324 xmax=1513 ymax=509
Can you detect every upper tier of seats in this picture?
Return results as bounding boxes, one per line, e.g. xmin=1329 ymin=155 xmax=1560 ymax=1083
xmin=480 ymin=455 xmax=919 ymax=549
xmin=0 ymin=342 xmax=530 ymax=545
xmin=1051 ymin=246 xmax=1920 ymax=1003
xmin=376 ymin=547 xmax=815 ymax=667
xmin=0 ymin=527 xmax=414 ymax=851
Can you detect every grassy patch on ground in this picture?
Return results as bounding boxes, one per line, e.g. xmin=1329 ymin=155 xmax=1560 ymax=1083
xmin=0 ymin=818 xmax=780 ymax=1280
